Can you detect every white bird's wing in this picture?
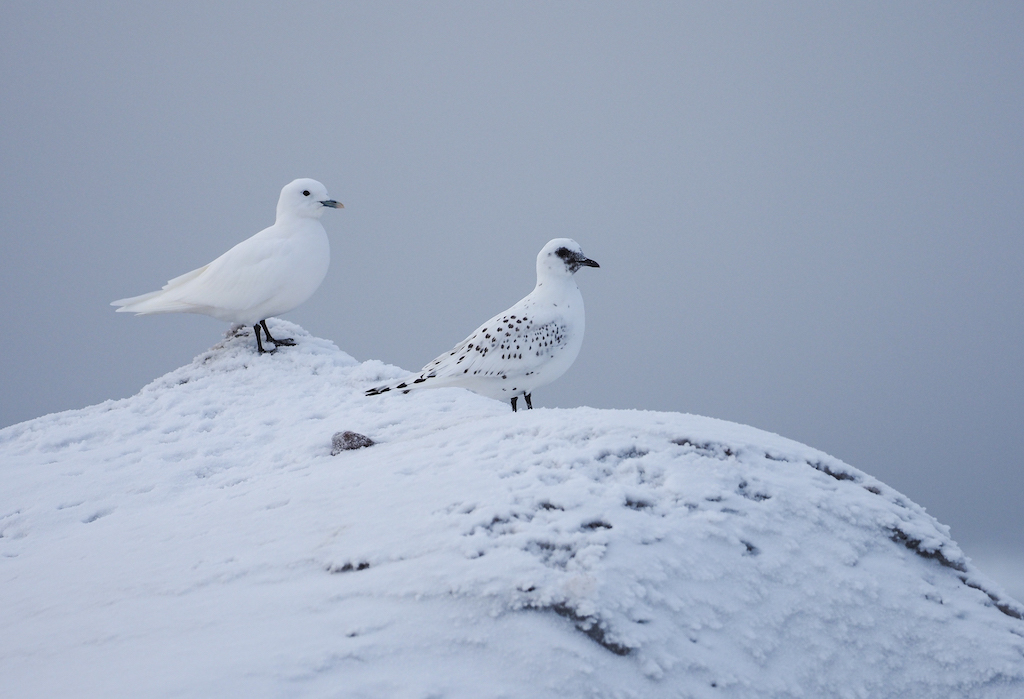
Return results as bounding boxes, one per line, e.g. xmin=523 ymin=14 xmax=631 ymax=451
xmin=170 ymin=236 xmax=288 ymax=310
xmin=111 ymin=264 xmax=210 ymax=311
xmin=113 ymin=232 xmax=287 ymax=316
xmin=164 ymin=265 xmax=210 ymax=289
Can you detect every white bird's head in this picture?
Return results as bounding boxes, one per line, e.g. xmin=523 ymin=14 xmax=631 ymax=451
xmin=536 ymin=238 xmax=600 ymax=282
xmin=276 ymin=178 xmax=343 ymax=220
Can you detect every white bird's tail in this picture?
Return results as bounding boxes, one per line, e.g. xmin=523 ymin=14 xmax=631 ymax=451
xmin=111 ymin=265 xmax=209 ymax=314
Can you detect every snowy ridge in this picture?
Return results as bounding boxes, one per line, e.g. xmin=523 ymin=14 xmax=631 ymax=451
xmin=2 ymin=321 xmax=1023 ymax=698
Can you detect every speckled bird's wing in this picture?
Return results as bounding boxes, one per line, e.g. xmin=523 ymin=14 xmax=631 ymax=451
xmin=414 ymin=303 xmax=572 ymax=385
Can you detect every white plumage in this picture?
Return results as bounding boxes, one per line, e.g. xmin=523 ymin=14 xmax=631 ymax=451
xmin=367 ymin=238 xmax=599 ymax=411
xmin=112 ymin=178 xmax=342 ymax=353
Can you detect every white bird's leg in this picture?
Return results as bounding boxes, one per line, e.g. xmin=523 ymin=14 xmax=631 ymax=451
xmin=260 ymin=320 xmax=295 ymax=347
xmin=524 ymin=394 xmax=533 ymax=410
xmin=253 ymin=323 xmax=275 ymax=354
xmin=511 ymin=397 xmax=519 ymax=412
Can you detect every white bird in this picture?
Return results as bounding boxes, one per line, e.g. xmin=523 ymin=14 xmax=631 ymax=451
xmin=366 ymin=238 xmax=599 ymax=412
xmin=112 ymin=178 xmax=342 ymax=353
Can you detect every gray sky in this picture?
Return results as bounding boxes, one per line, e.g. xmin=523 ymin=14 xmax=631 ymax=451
xmin=2 ymin=2 xmax=1022 ymax=569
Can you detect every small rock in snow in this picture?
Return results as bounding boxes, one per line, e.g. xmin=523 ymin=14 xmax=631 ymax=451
xmin=331 ymin=431 xmax=375 ymax=455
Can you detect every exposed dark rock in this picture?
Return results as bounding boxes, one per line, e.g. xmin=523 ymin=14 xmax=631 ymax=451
xmin=327 ymin=561 xmax=370 ymax=573
xmin=331 ymin=431 xmax=375 ymax=455
xmin=673 ymin=437 xmax=735 ymax=458
xmin=889 ymin=526 xmax=1024 ymax=620
xmin=549 ymin=603 xmax=633 ymax=656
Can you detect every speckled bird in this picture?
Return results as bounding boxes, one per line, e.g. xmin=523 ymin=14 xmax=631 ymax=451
xmin=366 ymin=238 xmax=599 ymax=411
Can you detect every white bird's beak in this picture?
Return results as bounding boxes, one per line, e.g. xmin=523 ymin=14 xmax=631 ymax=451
xmin=320 ymin=200 xmax=343 ymax=209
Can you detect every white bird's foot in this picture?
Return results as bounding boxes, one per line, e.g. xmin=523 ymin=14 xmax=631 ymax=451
xmin=255 ymin=320 xmax=296 ymax=354
xmin=254 ymin=334 xmax=277 ymax=355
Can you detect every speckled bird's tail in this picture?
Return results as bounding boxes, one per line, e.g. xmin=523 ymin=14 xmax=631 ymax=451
xmin=364 ymin=372 xmax=437 ymax=397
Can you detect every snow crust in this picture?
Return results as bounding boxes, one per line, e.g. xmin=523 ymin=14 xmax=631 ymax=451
xmin=2 ymin=321 xmax=1022 ymax=698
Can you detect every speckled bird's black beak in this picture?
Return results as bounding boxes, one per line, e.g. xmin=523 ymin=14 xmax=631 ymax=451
xmin=320 ymin=200 xmax=343 ymax=209
xmin=580 ymin=257 xmax=600 ymax=268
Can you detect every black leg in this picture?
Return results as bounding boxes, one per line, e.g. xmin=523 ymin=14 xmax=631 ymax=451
xmin=524 ymin=394 xmax=533 ymax=410
xmin=511 ymin=396 xmax=518 ymax=412
xmin=260 ymin=320 xmax=295 ymax=347
xmin=253 ymin=324 xmax=272 ymax=354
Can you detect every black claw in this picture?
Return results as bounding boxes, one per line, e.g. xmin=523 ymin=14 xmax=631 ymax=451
xmin=511 ymin=397 xmax=518 ymax=412
xmin=525 ymin=394 xmax=533 ymax=410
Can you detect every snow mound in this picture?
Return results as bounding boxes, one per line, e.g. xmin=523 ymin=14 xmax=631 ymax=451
xmin=2 ymin=321 xmax=1023 ymax=698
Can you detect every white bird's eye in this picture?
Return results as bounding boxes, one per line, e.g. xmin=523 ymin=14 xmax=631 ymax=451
xmin=302 ymin=190 xmax=310 ymax=196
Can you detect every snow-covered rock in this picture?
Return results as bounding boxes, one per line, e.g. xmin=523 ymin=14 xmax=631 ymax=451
xmin=2 ymin=321 xmax=1022 ymax=698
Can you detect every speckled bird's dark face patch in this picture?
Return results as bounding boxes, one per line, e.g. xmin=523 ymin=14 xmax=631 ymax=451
xmin=555 ymin=247 xmax=577 ymax=268
xmin=555 ymin=246 xmax=598 ymax=274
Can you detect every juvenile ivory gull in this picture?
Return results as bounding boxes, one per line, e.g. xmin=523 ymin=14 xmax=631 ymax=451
xmin=367 ymin=238 xmax=599 ymax=411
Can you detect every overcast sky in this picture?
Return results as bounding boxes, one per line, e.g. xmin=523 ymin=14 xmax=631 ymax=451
xmin=2 ymin=2 xmax=1022 ymax=583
